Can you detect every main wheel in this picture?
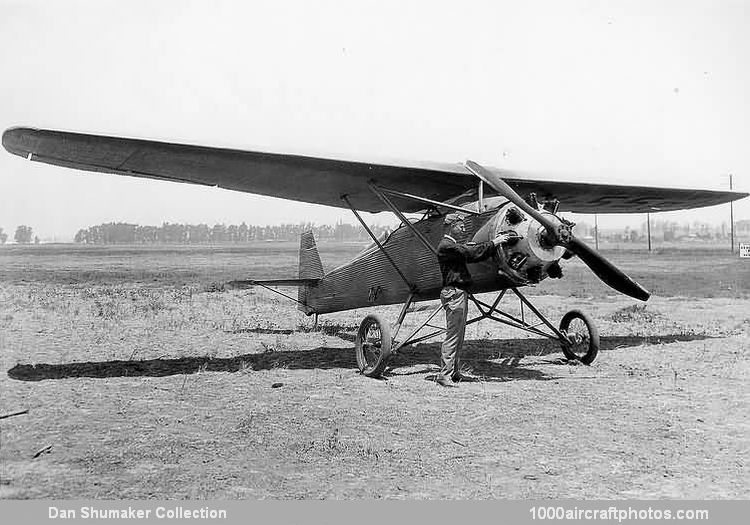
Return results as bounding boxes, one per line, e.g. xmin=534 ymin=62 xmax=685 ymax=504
xmin=355 ymin=313 xmax=392 ymax=378
xmin=559 ymin=309 xmax=600 ymax=364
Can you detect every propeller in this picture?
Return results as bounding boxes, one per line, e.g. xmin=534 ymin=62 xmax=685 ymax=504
xmin=465 ymin=160 xmax=650 ymax=301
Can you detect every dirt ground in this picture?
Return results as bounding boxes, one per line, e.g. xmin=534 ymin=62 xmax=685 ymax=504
xmin=0 ymin=243 xmax=748 ymax=499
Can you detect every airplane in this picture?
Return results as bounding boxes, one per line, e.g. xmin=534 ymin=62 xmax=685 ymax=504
xmin=3 ymin=127 xmax=748 ymax=378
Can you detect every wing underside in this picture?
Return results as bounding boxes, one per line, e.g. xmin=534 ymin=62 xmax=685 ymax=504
xmin=3 ymin=127 xmax=746 ymax=214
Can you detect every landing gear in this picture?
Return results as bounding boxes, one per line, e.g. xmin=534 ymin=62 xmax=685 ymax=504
xmin=353 ymin=289 xmax=601 ymax=378
xmin=559 ymin=309 xmax=600 ymax=364
xmin=355 ymin=313 xmax=392 ymax=378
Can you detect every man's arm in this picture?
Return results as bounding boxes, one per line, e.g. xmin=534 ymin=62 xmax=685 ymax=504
xmin=458 ymin=241 xmax=496 ymax=263
xmin=459 ymin=232 xmax=518 ymax=262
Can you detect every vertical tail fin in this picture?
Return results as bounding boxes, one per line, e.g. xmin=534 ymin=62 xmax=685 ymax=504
xmin=298 ymin=231 xmax=323 ymax=311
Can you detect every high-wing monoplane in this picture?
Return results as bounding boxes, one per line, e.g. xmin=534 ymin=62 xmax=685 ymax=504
xmin=3 ymin=127 xmax=747 ymax=377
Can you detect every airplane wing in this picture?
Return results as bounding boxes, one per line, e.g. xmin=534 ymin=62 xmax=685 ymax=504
xmin=3 ymin=127 xmax=747 ymax=214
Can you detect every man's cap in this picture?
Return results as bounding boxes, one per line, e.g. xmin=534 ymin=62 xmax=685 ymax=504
xmin=444 ymin=212 xmax=467 ymax=226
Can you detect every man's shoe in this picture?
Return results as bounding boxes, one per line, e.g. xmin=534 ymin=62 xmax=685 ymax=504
xmin=451 ymin=373 xmax=466 ymax=382
xmin=435 ymin=376 xmax=456 ymax=387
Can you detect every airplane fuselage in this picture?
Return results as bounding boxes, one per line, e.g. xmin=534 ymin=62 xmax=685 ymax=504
xmin=301 ymin=201 xmax=567 ymax=314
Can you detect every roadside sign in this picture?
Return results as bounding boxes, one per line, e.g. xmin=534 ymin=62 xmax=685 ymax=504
xmin=740 ymin=243 xmax=750 ymax=258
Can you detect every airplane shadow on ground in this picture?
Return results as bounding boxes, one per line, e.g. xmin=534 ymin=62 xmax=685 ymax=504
xmin=388 ymin=333 xmax=716 ymax=382
xmin=228 ymin=325 xmax=357 ymax=342
xmin=7 ymin=333 xmax=714 ymax=383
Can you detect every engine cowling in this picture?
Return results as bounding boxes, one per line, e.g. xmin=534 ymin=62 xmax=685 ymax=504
xmin=472 ymin=201 xmax=567 ymax=285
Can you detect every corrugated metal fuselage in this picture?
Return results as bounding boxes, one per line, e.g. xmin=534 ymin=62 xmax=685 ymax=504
xmin=301 ymin=205 xmax=547 ymax=315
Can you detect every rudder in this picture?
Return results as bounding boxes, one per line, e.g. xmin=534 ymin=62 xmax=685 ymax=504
xmin=298 ymin=231 xmax=323 ymax=312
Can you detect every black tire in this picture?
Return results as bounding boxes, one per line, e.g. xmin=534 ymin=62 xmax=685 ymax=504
xmin=355 ymin=313 xmax=392 ymax=378
xmin=559 ymin=309 xmax=599 ymax=364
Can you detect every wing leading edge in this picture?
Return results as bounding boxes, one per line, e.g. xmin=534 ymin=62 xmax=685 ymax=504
xmin=3 ymin=127 xmax=747 ymax=214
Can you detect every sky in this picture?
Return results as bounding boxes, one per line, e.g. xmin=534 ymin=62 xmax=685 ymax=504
xmin=1 ymin=0 xmax=748 ymax=241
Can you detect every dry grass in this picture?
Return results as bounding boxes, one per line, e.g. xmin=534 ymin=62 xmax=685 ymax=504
xmin=0 ymin=243 xmax=748 ymax=499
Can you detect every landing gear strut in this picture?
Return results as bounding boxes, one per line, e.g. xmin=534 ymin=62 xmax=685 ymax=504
xmin=354 ymin=288 xmax=600 ymax=378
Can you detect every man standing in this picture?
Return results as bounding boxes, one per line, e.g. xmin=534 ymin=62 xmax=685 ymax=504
xmin=436 ymin=213 xmax=514 ymax=387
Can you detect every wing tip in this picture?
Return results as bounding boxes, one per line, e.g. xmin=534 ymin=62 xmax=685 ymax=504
xmin=2 ymin=126 xmax=37 ymax=157
xmin=713 ymin=190 xmax=749 ymax=206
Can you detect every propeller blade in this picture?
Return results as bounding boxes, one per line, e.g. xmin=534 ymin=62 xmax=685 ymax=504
xmin=464 ymin=160 xmax=650 ymax=301
xmin=567 ymin=237 xmax=650 ymax=301
xmin=464 ymin=160 xmax=560 ymax=234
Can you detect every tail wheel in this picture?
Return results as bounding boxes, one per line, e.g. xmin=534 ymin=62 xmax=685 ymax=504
xmin=559 ymin=309 xmax=600 ymax=364
xmin=355 ymin=313 xmax=392 ymax=378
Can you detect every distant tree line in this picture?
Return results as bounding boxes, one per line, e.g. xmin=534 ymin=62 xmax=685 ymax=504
xmin=73 ymin=221 xmax=393 ymax=244
xmin=2 ymin=218 xmax=747 ymax=245
xmin=0 ymin=225 xmax=38 ymax=244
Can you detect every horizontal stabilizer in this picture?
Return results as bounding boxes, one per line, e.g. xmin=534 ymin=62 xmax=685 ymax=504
xmin=228 ymin=278 xmax=320 ymax=288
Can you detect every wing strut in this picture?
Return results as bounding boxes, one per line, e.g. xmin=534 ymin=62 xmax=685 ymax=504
xmin=342 ymin=183 xmax=476 ymax=296
xmin=374 ymin=186 xmax=482 ymax=217
xmin=341 ymin=195 xmax=417 ymax=293
xmin=368 ymin=183 xmax=438 ymax=257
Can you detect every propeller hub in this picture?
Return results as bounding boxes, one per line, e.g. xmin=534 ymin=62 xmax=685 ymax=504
xmin=536 ymin=214 xmax=573 ymax=247
xmin=556 ymin=222 xmax=573 ymax=244
xmin=527 ymin=213 xmax=566 ymax=262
